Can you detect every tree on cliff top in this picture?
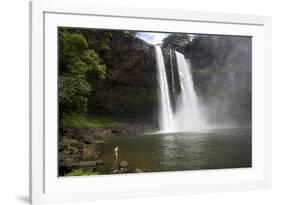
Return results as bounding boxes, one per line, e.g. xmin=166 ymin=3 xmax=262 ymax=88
xmin=162 ymin=33 xmax=191 ymax=52
xmin=59 ymin=28 xmax=106 ymax=119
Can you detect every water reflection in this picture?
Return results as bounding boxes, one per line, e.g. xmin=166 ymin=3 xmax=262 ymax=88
xmin=97 ymin=128 xmax=251 ymax=174
xmin=160 ymin=133 xmax=207 ymax=170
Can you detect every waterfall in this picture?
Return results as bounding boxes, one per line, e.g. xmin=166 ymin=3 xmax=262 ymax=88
xmin=174 ymin=51 xmax=204 ymax=131
xmin=155 ymin=46 xmax=204 ymax=132
xmin=155 ymin=45 xmax=174 ymax=132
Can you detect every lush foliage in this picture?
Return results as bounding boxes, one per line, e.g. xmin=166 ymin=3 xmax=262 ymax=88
xmin=62 ymin=113 xmax=120 ymax=128
xmin=59 ymin=29 xmax=106 ymax=117
xmin=66 ymin=168 xmax=99 ymax=176
xmin=162 ymin=33 xmax=191 ymax=51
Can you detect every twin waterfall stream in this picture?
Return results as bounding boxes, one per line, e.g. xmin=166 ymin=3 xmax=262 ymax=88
xmin=155 ymin=45 xmax=205 ymax=133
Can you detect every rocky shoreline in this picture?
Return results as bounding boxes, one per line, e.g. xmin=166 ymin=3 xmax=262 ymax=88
xmin=59 ymin=122 xmax=156 ymax=176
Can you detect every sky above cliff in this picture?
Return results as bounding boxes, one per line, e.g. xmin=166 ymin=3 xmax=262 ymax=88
xmin=136 ymin=32 xmax=169 ymax=45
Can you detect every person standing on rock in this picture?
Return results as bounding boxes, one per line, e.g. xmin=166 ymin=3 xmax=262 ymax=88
xmin=113 ymin=146 xmax=119 ymax=158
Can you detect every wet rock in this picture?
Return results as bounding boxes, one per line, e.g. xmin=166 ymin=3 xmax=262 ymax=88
xmin=119 ymin=160 xmax=129 ymax=168
xmin=82 ymin=135 xmax=96 ymax=144
xmin=71 ymin=153 xmax=83 ymax=161
xmin=95 ymin=139 xmax=104 ymax=144
xmin=111 ymin=128 xmax=121 ymax=134
xmin=59 ymin=151 xmax=68 ymax=162
xmin=119 ymin=167 xmax=127 ymax=172
xmin=60 ymin=159 xmax=104 ymax=169
xmin=78 ymin=160 xmax=104 ymax=167
xmin=74 ymin=141 xmax=84 ymax=149
xmin=59 ymin=137 xmax=78 ymax=150
xmin=112 ymin=169 xmax=119 ymax=174
xmin=135 ymin=168 xmax=143 ymax=173
xmin=90 ymin=129 xmax=112 ymax=138
xmin=83 ymin=144 xmax=98 ymax=160
xmin=95 ymin=159 xmax=104 ymax=166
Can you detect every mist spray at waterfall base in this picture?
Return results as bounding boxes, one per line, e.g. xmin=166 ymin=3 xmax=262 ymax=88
xmin=155 ymin=45 xmax=207 ymax=133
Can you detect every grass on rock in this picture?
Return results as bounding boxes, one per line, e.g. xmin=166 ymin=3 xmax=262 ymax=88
xmin=66 ymin=168 xmax=99 ymax=176
xmin=62 ymin=113 xmax=121 ymax=128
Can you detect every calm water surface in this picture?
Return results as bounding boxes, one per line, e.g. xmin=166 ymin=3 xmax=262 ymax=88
xmin=97 ymin=128 xmax=251 ymax=173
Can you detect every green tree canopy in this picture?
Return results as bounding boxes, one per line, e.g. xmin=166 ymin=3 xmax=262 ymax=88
xmin=162 ymin=33 xmax=191 ymax=52
xmin=59 ymin=29 xmax=106 ymax=116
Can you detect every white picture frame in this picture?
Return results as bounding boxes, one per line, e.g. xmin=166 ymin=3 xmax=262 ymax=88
xmin=30 ymin=0 xmax=272 ymax=204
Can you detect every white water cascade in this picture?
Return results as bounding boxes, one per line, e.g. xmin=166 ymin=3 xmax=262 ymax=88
xmin=155 ymin=45 xmax=205 ymax=132
xmin=155 ymin=45 xmax=174 ymax=132
xmin=173 ymin=51 xmax=204 ymax=131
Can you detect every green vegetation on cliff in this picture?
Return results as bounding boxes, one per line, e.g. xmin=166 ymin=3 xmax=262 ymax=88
xmin=58 ymin=28 xmax=157 ymax=127
xmin=66 ymin=168 xmax=99 ymax=176
xmin=58 ymin=28 xmax=107 ymax=123
xmin=62 ymin=113 xmax=120 ymax=128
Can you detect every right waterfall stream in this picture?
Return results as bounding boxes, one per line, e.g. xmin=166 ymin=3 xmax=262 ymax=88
xmin=155 ymin=46 xmax=206 ymax=132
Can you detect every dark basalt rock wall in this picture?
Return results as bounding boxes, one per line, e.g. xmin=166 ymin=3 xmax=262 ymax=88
xmin=183 ymin=36 xmax=252 ymax=127
xmin=161 ymin=34 xmax=252 ymax=127
xmin=86 ymin=32 xmax=158 ymax=124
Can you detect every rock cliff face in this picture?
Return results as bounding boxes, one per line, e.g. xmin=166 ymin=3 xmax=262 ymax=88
xmin=86 ymin=32 xmax=158 ymax=124
xmin=181 ymin=36 xmax=252 ymax=127
xmin=161 ymin=34 xmax=252 ymax=127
